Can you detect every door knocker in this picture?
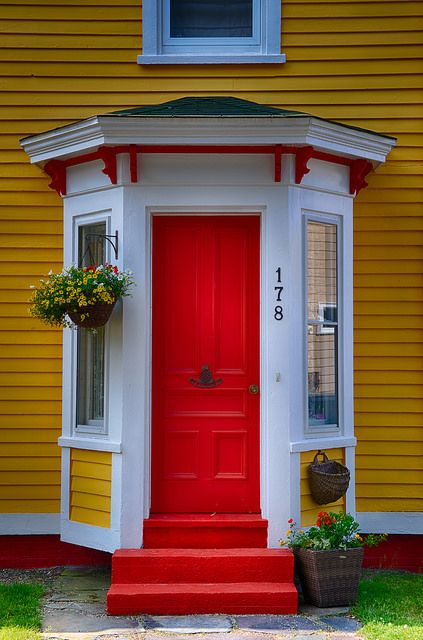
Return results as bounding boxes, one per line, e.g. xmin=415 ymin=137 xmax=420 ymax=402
xmin=189 ymin=364 xmax=223 ymax=388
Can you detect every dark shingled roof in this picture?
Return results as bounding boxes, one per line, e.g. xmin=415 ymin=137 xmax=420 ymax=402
xmin=108 ymin=96 xmax=307 ymax=118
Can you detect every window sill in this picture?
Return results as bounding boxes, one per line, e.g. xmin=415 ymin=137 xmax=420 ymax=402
xmin=138 ymin=53 xmax=286 ymax=65
xmin=58 ymin=436 xmax=122 ymax=453
xmin=290 ymin=436 xmax=357 ymax=453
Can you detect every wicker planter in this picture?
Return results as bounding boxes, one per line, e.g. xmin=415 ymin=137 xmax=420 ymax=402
xmin=294 ymin=547 xmax=363 ymax=607
xmin=67 ymin=300 xmax=116 ymax=328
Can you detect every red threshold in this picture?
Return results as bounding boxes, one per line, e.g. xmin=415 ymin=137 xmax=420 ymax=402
xmin=143 ymin=514 xmax=268 ymax=549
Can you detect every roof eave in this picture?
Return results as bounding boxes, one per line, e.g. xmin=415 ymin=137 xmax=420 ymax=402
xmin=21 ymin=115 xmax=396 ymax=166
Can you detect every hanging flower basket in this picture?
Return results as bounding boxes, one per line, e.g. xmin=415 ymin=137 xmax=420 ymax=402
xmin=67 ymin=300 xmax=116 ymax=328
xmin=309 ymin=450 xmax=350 ymax=504
xmin=29 ymin=264 xmax=134 ymax=329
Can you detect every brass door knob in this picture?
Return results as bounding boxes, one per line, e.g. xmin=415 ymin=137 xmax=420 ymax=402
xmin=248 ymin=384 xmax=259 ymax=395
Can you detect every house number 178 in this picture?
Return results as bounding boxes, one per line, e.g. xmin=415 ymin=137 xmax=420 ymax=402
xmin=274 ymin=267 xmax=284 ymax=320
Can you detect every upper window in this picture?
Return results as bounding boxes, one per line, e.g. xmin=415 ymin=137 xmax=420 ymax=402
xmin=139 ymin=0 xmax=285 ymax=64
xmin=305 ymin=218 xmax=340 ymax=434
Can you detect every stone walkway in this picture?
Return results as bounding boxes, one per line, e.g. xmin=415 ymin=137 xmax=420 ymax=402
xmin=42 ymin=568 xmax=363 ymax=640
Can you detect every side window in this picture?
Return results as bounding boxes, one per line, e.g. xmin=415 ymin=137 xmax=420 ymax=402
xmin=140 ymin=0 xmax=285 ymax=64
xmin=75 ymin=222 xmax=108 ymax=435
xmin=306 ymin=219 xmax=339 ymax=433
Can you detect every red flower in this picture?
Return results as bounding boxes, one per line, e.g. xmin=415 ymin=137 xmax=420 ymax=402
xmin=288 ymin=518 xmax=293 ymax=524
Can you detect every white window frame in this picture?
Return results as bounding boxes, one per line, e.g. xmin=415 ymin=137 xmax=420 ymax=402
xmin=139 ymin=0 xmax=286 ymax=64
xmin=304 ymin=213 xmax=342 ymax=437
xmin=72 ymin=214 xmax=111 ymax=437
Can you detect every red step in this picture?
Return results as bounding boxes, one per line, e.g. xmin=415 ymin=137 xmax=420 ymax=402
xmin=143 ymin=514 xmax=268 ymax=549
xmin=111 ymin=548 xmax=294 ymax=584
xmin=107 ymin=547 xmax=297 ymax=615
xmin=107 ymin=581 xmax=298 ymax=615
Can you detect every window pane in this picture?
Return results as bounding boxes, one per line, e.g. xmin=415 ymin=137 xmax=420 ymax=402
xmin=77 ymin=327 xmax=105 ymax=426
xmin=76 ymin=221 xmax=107 ymax=431
xmin=78 ymin=222 xmax=107 ymax=268
xmin=308 ymin=325 xmax=338 ymax=427
xmin=307 ymin=221 xmax=337 ymax=322
xmin=170 ymin=0 xmax=253 ymax=38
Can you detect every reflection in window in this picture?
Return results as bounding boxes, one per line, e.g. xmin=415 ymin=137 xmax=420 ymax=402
xmin=76 ymin=221 xmax=107 ymax=433
xmin=307 ymin=221 xmax=338 ymax=430
xmin=170 ymin=0 xmax=253 ymax=38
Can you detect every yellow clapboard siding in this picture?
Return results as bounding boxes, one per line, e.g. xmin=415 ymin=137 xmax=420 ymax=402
xmin=355 ymin=413 xmax=423 ymax=427
xmin=70 ymin=506 xmax=110 ymax=528
xmin=71 ymin=449 xmax=113 ymax=465
xmin=285 ymin=2 xmax=423 ymax=19
xmin=0 ymin=429 xmax=60 ymax=442
xmin=0 ymin=457 xmax=61 ymax=471
xmin=0 ymin=485 xmax=60 ymax=499
xmin=0 ymin=444 xmax=60 ymax=457
xmin=70 ymin=491 xmax=111 ymax=513
xmin=0 ymin=414 xmax=61 ymax=428
xmin=355 ymin=315 xmax=423 ymax=329
xmin=355 ymin=398 xmax=423 ymax=413
xmin=0 ymin=356 xmax=62 ymax=376
xmin=357 ymin=498 xmax=423 ymax=512
xmin=356 ymin=484 xmax=423 ymax=499
xmin=356 ymin=441 xmax=423 ymax=456
xmin=355 ymin=370 xmax=423 ymax=386
xmin=0 ymin=388 xmax=62 ymax=401
xmin=355 ymin=427 xmax=423 ymax=442
xmin=356 ymin=469 xmax=423 ymax=484
xmin=0 ymin=470 xmax=60 ymax=485
xmin=354 ymin=329 xmax=423 ymax=343
xmin=0 ymin=499 xmax=59 ymax=513
xmin=354 ymin=384 xmax=422 ymax=399
xmin=1 ymin=1 xmax=421 ymax=521
xmin=71 ymin=476 xmax=111 ymax=497
xmin=71 ymin=460 xmax=112 ymax=482
xmin=0 ymin=372 xmax=61 ymax=386
xmin=70 ymin=449 xmax=112 ymax=528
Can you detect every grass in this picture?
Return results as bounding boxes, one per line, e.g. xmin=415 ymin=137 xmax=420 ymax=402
xmin=0 ymin=583 xmax=44 ymax=640
xmin=351 ymin=571 xmax=423 ymax=640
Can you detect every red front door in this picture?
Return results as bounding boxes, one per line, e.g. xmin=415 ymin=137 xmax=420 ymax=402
xmin=151 ymin=215 xmax=260 ymax=513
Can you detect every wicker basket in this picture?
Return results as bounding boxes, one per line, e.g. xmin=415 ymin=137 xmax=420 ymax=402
xmin=67 ymin=300 xmax=116 ymax=328
xmin=309 ymin=450 xmax=350 ymax=504
xmin=294 ymin=547 xmax=363 ymax=607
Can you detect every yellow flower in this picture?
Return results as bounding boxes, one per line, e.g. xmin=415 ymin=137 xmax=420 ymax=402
xmin=286 ymin=530 xmax=292 ymax=536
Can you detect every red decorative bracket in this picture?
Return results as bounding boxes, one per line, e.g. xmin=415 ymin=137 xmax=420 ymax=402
xmin=129 ymin=144 xmax=138 ymax=183
xmin=98 ymin=146 xmax=118 ymax=184
xmin=295 ymin=146 xmax=314 ymax=184
xmin=350 ymin=159 xmax=373 ymax=195
xmin=274 ymin=144 xmax=283 ymax=182
xmin=44 ymin=159 xmax=67 ymax=196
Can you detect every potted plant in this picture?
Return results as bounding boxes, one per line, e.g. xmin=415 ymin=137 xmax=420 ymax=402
xmin=29 ymin=264 xmax=134 ymax=329
xmin=280 ymin=511 xmax=387 ymax=607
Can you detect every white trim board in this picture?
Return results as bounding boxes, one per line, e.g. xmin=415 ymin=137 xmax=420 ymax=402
xmin=358 ymin=512 xmax=423 ymax=535
xmin=0 ymin=513 xmax=60 ymax=535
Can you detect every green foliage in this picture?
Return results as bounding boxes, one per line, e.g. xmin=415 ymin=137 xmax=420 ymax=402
xmin=29 ymin=264 xmax=135 ymax=328
xmin=280 ymin=511 xmax=387 ymax=551
xmin=0 ymin=583 xmax=44 ymax=640
xmin=352 ymin=571 xmax=423 ymax=640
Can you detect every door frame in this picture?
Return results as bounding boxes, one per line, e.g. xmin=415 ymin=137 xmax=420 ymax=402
xmin=142 ymin=201 xmax=288 ymax=542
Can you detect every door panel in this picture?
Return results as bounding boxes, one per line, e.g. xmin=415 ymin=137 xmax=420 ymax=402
xmin=151 ymin=215 xmax=260 ymax=513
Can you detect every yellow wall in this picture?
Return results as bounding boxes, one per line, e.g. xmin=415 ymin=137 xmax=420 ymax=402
xmin=70 ymin=449 xmax=111 ymax=528
xmin=300 ymin=449 xmax=346 ymax=527
xmin=0 ymin=1 xmax=421 ymax=515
